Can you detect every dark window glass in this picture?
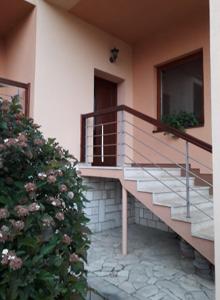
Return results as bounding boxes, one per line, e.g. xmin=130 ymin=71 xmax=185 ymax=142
xmin=158 ymin=52 xmax=204 ymax=127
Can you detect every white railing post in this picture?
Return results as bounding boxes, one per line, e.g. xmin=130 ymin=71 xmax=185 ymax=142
xmin=122 ymin=186 xmax=128 ymax=256
xmin=101 ymin=124 xmax=104 ymax=163
xmin=85 ymin=117 xmax=89 ymax=164
xmin=117 ymin=110 xmax=125 ymax=166
xmin=185 ymin=141 xmax=190 ymax=218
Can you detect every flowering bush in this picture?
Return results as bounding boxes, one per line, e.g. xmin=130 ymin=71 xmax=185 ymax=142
xmin=0 ymin=97 xmax=90 ymax=299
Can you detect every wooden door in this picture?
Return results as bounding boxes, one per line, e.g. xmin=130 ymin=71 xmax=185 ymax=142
xmin=93 ymin=77 xmax=117 ymax=166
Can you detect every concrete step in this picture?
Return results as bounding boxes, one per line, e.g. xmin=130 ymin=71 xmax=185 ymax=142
xmin=191 ymin=219 xmax=214 ymax=241
xmin=137 ymin=176 xmax=195 ymax=190
xmin=171 ymin=202 xmax=213 ymax=223
xmin=124 ymin=167 xmax=181 ymax=179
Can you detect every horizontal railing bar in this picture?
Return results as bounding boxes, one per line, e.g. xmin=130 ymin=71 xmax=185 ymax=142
xmin=86 ymin=144 xmax=117 ymax=148
xmin=124 ymin=142 xmax=211 ymax=203
xmin=82 ymin=105 xmax=212 ymax=153
xmin=86 ymin=154 xmax=118 ymax=158
xmin=124 ymin=154 xmax=213 ymax=221
xmin=86 ymin=132 xmax=119 ymax=138
xmin=124 ymin=119 xmax=212 ymax=172
xmin=124 ymin=130 xmax=213 ymax=188
xmin=86 ymin=121 xmax=118 ymax=128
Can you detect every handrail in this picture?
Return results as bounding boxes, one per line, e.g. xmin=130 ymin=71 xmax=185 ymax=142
xmin=81 ymin=105 xmax=212 ymax=160
xmin=0 ymin=77 xmax=30 ymax=116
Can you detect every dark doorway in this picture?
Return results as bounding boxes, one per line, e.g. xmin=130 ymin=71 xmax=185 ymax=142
xmin=93 ymin=77 xmax=117 ymax=166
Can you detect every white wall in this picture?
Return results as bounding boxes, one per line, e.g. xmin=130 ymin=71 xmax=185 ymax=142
xmin=33 ymin=1 xmax=133 ymax=160
xmin=210 ymin=0 xmax=220 ymax=298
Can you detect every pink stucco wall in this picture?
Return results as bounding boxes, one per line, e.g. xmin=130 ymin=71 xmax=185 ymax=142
xmin=0 ymin=9 xmax=36 ymax=114
xmin=33 ymin=1 xmax=133 ymax=161
xmin=132 ymin=15 xmax=212 ymax=172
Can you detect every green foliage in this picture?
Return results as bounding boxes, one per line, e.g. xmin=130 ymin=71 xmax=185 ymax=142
xmin=0 ymin=96 xmax=90 ymax=300
xmin=162 ymin=111 xmax=199 ymax=132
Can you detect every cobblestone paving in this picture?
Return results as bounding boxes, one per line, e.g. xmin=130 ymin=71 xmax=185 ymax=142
xmin=87 ymin=224 xmax=215 ymax=300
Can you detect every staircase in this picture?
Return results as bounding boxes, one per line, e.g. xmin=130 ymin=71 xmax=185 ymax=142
xmin=80 ymin=104 xmax=214 ymax=264
xmin=124 ymin=167 xmax=213 ymax=242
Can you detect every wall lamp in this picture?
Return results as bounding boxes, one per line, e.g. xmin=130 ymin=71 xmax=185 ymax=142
xmin=110 ymin=48 xmax=119 ymax=63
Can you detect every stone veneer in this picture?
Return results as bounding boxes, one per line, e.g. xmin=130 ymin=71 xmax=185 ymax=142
xmin=83 ymin=177 xmax=172 ymax=233
xmin=131 ymin=195 xmax=173 ymax=233
xmin=83 ymin=177 xmax=135 ymax=233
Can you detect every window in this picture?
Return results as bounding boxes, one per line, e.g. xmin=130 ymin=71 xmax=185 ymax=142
xmin=157 ymin=50 xmax=204 ymax=128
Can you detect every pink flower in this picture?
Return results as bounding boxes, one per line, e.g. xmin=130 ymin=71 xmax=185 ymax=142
xmin=42 ymin=216 xmax=55 ymax=227
xmin=1 ymin=254 xmax=9 ymax=265
xmin=56 ymin=170 xmax=63 ymax=177
xmin=51 ymin=198 xmax=62 ymax=207
xmin=47 ymin=196 xmax=55 ymax=203
xmin=24 ymin=182 xmax=37 ymax=193
xmin=0 ymin=208 xmax=9 ymax=220
xmin=34 ymin=138 xmax=45 ymax=146
xmin=28 ymin=203 xmax=40 ymax=212
xmin=0 ymin=144 xmax=6 ymax=151
xmin=18 ymin=133 xmax=27 ymax=143
xmin=67 ymin=192 xmax=74 ymax=199
xmin=55 ymin=212 xmax=64 ymax=221
xmin=11 ymin=220 xmax=25 ymax=231
xmin=38 ymin=172 xmax=47 ymax=180
xmin=60 ymin=184 xmax=68 ymax=193
xmin=9 ymin=257 xmax=23 ymax=270
xmin=5 ymin=138 xmax=17 ymax=147
xmin=69 ymin=253 xmax=79 ymax=263
xmin=15 ymin=205 xmax=29 ymax=217
xmin=1 ymin=100 xmax=9 ymax=112
xmin=1 ymin=250 xmax=14 ymax=265
xmin=0 ymin=231 xmax=8 ymax=243
xmin=47 ymin=175 xmax=56 ymax=184
xmin=62 ymin=234 xmax=72 ymax=245
xmin=15 ymin=112 xmax=24 ymax=120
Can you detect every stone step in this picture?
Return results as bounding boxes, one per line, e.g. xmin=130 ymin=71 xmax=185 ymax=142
xmin=124 ymin=167 xmax=181 ymax=179
xmin=171 ymin=202 xmax=213 ymax=223
xmin=137 ymin=176 xmax=195 ymax=190
xmin=191 ymin=219 xmax=214 ymax=241
xmin=152 ymin=186 xmax=210 ymax=202
xmin=153 ymin=194 xmax=210 ymax=208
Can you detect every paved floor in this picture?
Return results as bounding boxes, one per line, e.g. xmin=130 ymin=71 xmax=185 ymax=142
xmin=87 ymin=224 xmax=215 ymax=300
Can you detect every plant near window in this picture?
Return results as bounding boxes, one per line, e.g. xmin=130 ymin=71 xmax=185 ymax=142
xmin=0 ymin=96 xmax=90 ymax=300
xmin=162 ymin=111 xmax=199 ymax=133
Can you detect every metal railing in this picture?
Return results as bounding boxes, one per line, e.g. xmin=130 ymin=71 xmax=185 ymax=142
xmin=81 ymin=105 xmax=213 ymax=221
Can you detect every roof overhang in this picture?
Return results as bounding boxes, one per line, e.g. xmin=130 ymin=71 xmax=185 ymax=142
xmin=46 ymin=0 xmax=209 ymax=44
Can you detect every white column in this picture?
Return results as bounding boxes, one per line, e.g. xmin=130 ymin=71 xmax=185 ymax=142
xmin=122 ymin=186 xmax=128 ymax=255
xmin=210 ymin=0 xmax=220 ymax=297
